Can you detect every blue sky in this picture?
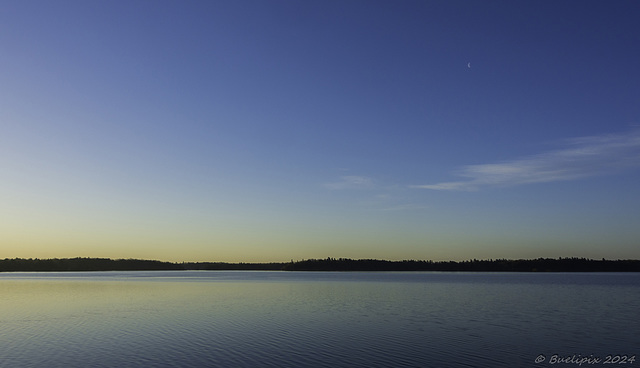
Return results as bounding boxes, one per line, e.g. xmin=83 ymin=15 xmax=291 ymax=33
xmin=2 ymin=0 xmax=639 ymax=262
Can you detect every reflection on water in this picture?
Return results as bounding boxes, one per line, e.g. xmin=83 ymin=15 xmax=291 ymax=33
xmin=1 ymin=272 xmax=638 ymax=367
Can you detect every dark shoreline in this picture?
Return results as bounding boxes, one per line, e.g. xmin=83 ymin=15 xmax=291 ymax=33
xmin=2 ymin=257 xmax=640 ymax=272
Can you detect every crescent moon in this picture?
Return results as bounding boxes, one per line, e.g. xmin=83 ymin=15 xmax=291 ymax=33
xmin=467 ymin=62 xmax=471 ymax=68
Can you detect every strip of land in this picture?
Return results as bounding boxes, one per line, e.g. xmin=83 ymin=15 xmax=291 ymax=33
xmin=1 ymin=257 xmax=640 ymax=272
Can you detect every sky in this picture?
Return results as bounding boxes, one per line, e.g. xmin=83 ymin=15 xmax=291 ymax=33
xmin=2 ymin=0 xmax=640 ymax=262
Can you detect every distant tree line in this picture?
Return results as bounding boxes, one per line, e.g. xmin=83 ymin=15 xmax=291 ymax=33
xmin=180 ymin=262 xmax=285 ymax=271
xmin=1 ymin=257 xmax=640 ymax=272
xmin=0 ymin=258 xmax=285 ymax=272
xmin=0 ymin=257 xmax=183 ymax=272
xmin=281 ymin=257 xmax=640 ymax=272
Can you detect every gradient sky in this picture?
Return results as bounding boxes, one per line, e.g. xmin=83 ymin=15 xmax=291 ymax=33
xmin=2 ymin=0 xmax=640 ymax=262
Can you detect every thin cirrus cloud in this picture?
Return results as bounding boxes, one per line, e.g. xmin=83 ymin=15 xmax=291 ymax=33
xmin=412 ymin=130 xmax=640 ymax=191
xmin=324 ymin=175 xmax=374 ymax=190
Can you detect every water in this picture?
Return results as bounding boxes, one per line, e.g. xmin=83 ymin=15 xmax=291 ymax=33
xmin=0 ymin=271 xmax=638 ymax=367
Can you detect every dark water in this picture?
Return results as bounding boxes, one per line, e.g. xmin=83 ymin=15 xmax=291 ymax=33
xmin=1 ymin=271 xmax=638 ymax=367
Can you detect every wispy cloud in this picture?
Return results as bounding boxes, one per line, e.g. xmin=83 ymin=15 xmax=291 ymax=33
xmin=412 ymin=130 xmax=640 ymax=191
xmin=324 ymin=175 xmax=374 ymax=190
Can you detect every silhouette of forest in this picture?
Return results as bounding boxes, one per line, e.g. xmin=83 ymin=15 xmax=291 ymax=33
xmin=282 ymin=257 xmax=640 ymax=272
xmin=0 ymin=258 xmax=183 ymax=272
xmin=0 ymin=258 xmax=284 ymax=272
xmin=1 ymin=257 xmax=639 ymax=272
xmin=180 ymin=261 xmax=285 ymax=271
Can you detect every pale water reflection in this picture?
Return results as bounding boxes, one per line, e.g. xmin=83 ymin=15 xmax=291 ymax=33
xmin=1 ymin=271 xmax=638 ymax=367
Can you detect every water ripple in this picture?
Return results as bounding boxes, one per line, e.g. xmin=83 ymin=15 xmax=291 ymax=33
xmin=1 ymin=272 xmax=639 ymax=367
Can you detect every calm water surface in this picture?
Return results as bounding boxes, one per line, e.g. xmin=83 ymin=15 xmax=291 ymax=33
xmin=1 ymin=271 xmax=638 ymax=367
